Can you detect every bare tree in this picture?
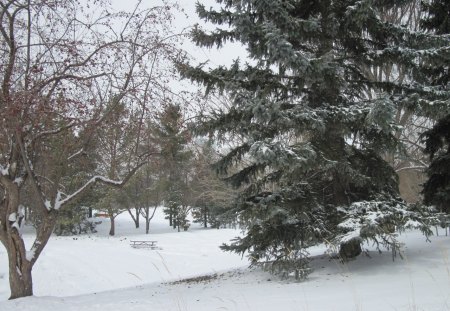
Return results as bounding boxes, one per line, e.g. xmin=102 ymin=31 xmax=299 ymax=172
xmin=0 ymin=0 xmax=182 ymax=299
xmin=124 ymin=160 xmax=164 ymax=234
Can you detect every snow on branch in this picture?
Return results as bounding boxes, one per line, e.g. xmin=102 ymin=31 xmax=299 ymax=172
xmin=395 ymin=165 xmax=426 ymax=173
xmin=31 ymin=121 xmax=77 ymax=142
xmin=0 ymin=164 xmax=9 ymax=176
xmin=53 ymin=164 xmax=144 ymax=210
xmin=67 ymin=148 xmax=85 ymax=161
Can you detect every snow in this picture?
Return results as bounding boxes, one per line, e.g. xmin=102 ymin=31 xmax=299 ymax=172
xmin=1 ymin=210 xmax=450 ymax=311
xmin=7 ymin=212 xmax=22 ymax=231
xmin=11 ymin=222 xmax=20 ymax=231
xmin=8 ymin=213 xmax=16 ymax=222
xmin=26 ymin=249 xmax=36 ymax=262
xmin=0 ymin=164 xmax=8 ymax=176
xmin=18 ymin=205 xmax=25 ymax=218
xmin=54 ymin=191 xmax=62 ymax=210
xmin=44 ymin=200 xmax=52 ymax=211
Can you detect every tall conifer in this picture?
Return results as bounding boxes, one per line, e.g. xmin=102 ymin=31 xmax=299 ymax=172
xmin=180 ymin=0 xmax=449 ymax=275
xmin=421 ymin=0 xmax=450 ymax=214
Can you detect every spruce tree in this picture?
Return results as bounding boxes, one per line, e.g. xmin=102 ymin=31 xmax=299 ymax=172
xmin=421 ymin=0 xmax=450 ymax=35
xmin=422 ymin=115 xmax=450 ymax=213
xmin=420 ymin=0 xmax=449 ymax=88
xmin=421 ymin=0 xmax=450 ymax=214
xmin=179 ymin=0 xmax=449 ymax=277
xmin=154 ymin=104 xmax=192 ymax=230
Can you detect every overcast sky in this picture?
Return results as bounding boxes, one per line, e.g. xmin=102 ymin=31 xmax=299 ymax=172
xmin=110 ymin=0 xmax=246 ymax=67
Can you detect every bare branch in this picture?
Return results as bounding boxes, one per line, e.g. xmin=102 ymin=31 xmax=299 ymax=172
xmin=67 ymin=148 xmax=85 ymax=161
xmin=54 ymin=161 xmax=148 ymax=210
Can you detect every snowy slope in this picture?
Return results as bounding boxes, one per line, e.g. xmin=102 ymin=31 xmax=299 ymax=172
xmin=1 ymin=210 xmax=450 ymax=311
xmin=0 ymin=210 xmax=247 ymax=299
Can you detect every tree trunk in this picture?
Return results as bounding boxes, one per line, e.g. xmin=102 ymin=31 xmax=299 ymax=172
xmin=339 ymin=238 xmax=362 ymax=261
xmin=145 ymin=217 xmax=150 ymax=234
xmin=0 ymin=178 xmax=33 ymax=299
xmin=135 ymin=209 xmax=140 ymax=229
xmin=203 ymin=209 xmax=208 ymax=228
xmin=109 ymin=215 xmax=115 ymax=236
xmin=88 ymin=207 xmax=93 ymax=218
xmin=1 ymin=178 xmax=57 ymax=300
xmin=145 ymin=206 xmax=157 ymax=234
xmin=127 ymin=208 xmax=140 ymax=229
xmin=8 ymin=254 xmax=33 ymax=300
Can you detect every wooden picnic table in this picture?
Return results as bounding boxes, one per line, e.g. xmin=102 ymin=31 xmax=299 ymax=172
xmin=435 ymin=214 xmax=450 ymax=236
xmin=130 ymin=240 xmax=159 ymax=249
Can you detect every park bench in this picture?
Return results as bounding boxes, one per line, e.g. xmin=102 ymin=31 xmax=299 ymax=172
xmin=130 ymin=240 xmax=160 ymax=249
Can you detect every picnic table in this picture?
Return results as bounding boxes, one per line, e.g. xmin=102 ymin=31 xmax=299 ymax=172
xmin=436 ymin=214 xmax=450 ymax=236
xmin=130 ymin=240 xmax=160 ymax=249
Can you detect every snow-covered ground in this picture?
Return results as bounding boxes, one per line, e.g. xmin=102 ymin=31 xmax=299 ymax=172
xmin=1 ymin=209 xmax=450 ymax=310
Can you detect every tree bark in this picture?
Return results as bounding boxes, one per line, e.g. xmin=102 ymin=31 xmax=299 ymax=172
xmin=127 ymin=208 xmax=140 ymax=229
xmin=1 ymin=179 xmax=43 ymax=299
xmin=135 ymin=210 xmax=140 ymax=229
xmin=0 ymin=177 xmax=32 ymax=299
xmin=145 ymin=217 xmax=150 ymax=234
xmin=144 ymin=206 xmax=157 ymax=234
xmin=339 ymin=238 xmax=362 ymax=261
xmin=8 ymin=250 xmax=33 ymax=299
xmin=109 ymin=215 xmax=115 ymax=236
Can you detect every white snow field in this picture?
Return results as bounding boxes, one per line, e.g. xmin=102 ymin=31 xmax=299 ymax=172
xmin=1 ymin=209 xmax=450 ymax=311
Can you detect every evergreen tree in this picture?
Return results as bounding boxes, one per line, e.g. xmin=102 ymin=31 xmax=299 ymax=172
xmin=421 ymin=0 xmax=450 ymax=35
xmin=53 ymin=128 xmax=100 ymax=236
xmin=421 ymin=0 xmax=450 ymax=214
xmin=422 ymin=115 xmax=450 ymax=213
xmin=420 ymin=0 xmax=450 ymax=86
xmin=94 ymin=101 xmax=138 ymax=236
xmin=179 ymin=0 xmax=448 ymax=276
xmin=154 ymin=104 xmax=193 ymax=230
